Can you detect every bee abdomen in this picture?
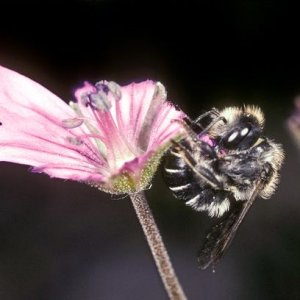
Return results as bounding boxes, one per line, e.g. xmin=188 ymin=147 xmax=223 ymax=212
xmin=163 ymin=148 xmax=233 ymax=217
xmin=163 ymin=151 xmax=205 ymax=202
xmin=163 ymin=167 xmax=197 ymax=201
xmin=168 ymin=182 xmax=203 ymax=202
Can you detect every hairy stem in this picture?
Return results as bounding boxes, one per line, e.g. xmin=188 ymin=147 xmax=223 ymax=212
xmin=129 ymin=191 xmax=187 ymax=300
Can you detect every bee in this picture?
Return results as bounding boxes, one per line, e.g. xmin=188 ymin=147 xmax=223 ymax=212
xmin=163 ymin=106 xmax=284 ymax=270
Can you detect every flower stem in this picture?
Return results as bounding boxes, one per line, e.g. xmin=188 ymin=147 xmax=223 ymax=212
xmin=129 ymin=191 xmax=187 ymax=300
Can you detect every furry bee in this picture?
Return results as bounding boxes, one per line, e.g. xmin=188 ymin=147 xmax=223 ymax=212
xmin=163 ymin=106 xmax=284 ymax=270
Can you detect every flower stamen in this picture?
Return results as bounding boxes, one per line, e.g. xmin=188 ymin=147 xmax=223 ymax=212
xmin=95 ymin=80 xmax=122 ymax=101
xmin=62 ymin=117 xmax=84 ymax=129
xmin=78 ymin=81 xmax=122 ymax=112
xmin=89 ymin=91 xmax=111 ymax=111
xmin=66 ymin=136 xmax=83 ymax=146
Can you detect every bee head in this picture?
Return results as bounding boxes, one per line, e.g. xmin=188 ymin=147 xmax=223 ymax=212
xmin=211 ymin=105 xmax=265 ymax=151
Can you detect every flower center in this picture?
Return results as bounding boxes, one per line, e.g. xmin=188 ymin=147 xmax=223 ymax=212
xmin=62 ymin=81 xmax=137 ymax=173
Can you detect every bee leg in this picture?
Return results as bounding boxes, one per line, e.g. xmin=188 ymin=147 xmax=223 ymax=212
xmin=183 ymin=108 xmax=220 ymax=131
xmin=171 ymin=140 xmax=223 ymax=190
xmin=200 ymin=115 xmax=227 ymax=134
xmin=194 ymin=107 xmax=220 ymax=124
xmin=172 ymin=119 xmax=203 ymax=144
xmin=195 ymin=166 xmax=224 ymax=190
xmin=174 ymin=111 xmax=226 ymax=143
xmin=260 ymin=162 xmax=273 ymax=181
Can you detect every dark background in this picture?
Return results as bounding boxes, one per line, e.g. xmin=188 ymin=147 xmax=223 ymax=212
xmin=0 ymin=1 xmax=300 ymax=299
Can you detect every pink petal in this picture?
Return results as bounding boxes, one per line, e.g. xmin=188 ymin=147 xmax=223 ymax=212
xmin=110 ymin=81 xmax=185 ymax=152
xmin=0 ymin=65 xmax=105 ymax=182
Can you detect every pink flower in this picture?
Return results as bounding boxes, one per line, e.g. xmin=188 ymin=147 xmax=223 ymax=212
xmin=0 ymin=65 xmax=185 ymax=193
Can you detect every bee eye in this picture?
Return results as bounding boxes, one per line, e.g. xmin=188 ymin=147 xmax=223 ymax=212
xmin=223 ymin=126 xmax=253 ymax=149
xmin=227 ymin=131 xmax=239 ymax=143
xmin=240 ymin=127 xmax=249 ymax=136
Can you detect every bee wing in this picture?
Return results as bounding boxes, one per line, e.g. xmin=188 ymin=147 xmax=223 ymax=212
xmin=197 ymin=180 xmax=264 ymax=270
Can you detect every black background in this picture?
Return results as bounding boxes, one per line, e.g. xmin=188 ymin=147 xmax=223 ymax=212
xmin=0 ymin=1 xmax=300 ymax=299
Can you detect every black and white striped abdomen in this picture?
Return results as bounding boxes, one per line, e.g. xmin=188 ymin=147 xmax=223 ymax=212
xmin=163 ymin=149 xmax=204 ymax=203
xmin=163 ymin=147 xmax=232 ymax=217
